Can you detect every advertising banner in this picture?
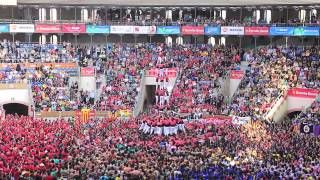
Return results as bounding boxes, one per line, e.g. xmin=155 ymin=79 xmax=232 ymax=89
xmin=230 ymin=70 xmax=244 ymax=79
xmin=0 ymin=24 xmax=9 ymax=33
xmin=204 ymin=26 xmax=220 ymax=35
xmin=181 ymin=26 xmax=204 ymax=35
xmin=61 ymin=24 xmax=86 ymax=33
xmin=287 ymin=88 xmax=319 ymax=99
xmin=293 ymin=26 xmax=319 ymax=36
xmin=232 ymin=116 xmax=251 ymax=125
xmin=86 ymin=25 xmax=110 ymax=34
xmin=35 ymin=24 xmax=61 ymax=33
xmin=269 ymin=27 xmax=294 ymax=36
xmin=0 ymin=63 xmax=77 ymax=69
xmin=244 ymin=26 xmax=269 ymax=36
xmin=0 ymin=0 xmax=17 ymax=5
xmin=133 ymin=26 xmax=156 ymax=34
xmin=156 ymin=26 xmax=180 ymax=35
xmin=9 ymin=24 xmax=34 ymax=33
xmin=81 ymin=67 xmax=95 ymax=76
xmin=221 ymin=26 xmax=244 ymax=35
xmin=200 ymin=115 xmax=232 ymax=125
xmin=110 ymin=26 xmax=134 ymax=34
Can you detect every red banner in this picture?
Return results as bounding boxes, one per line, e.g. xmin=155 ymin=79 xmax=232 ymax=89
xmin=201 ymin=115 xmax=232 ymax=125
xmin=244 ymin=26 xmax=269 ymax=36
xmin=230 ymin=70 xmax=244 ymax=79
xmin=61 ymin=24 xmax=86 ymax=33
xmin=287 ymin=88 xmax=319 ymax=99
xmin=35 ymin=24 xmax=61 ymax=33
xmin=81 ymin=67 xmax=95 ymax=76
xmin=146 ymin=68 xmax=177 ymax=77
xmin=181 ymin=26 xmax=204 ymax=35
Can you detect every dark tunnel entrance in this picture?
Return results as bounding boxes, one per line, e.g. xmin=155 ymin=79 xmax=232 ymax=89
xmin=287 ymin=111 xmax=302 ymax=119
xmin=143 ymin=85 xmax=156 ymax=112
xmin=3 ymin=103 xmax=29 ymax=116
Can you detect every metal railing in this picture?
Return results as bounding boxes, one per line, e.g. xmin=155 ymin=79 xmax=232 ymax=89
xmin=1 ymin=18 xmax=320 ymax=27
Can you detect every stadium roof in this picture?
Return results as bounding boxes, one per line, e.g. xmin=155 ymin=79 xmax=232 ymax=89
xmin=17 ymin=0 xmax=320 ymax=6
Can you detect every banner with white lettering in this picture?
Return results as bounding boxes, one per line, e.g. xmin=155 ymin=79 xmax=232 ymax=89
xmin=133 ymin=26 xmax=156 ymax=34
xmin=232 ymin=116 xmax=251 ymax=125
xmin=110 ymin=26 xmax=134 ymax=34
xmin=10 ymin=24 xmax=35 ymax=33
xmin=221 ymin=26 xmax=244 ymax=35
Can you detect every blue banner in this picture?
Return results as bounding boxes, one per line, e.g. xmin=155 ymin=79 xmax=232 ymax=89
xmin=205 ymin=26 xmax=220 ymax=35
xmin=0 ymin=24 xmax=9 ymax=33
xmin=156 ymin=26 xmax=180 ymax=35
xmin=294 ymin=27 xmax=319 ymax=36
xmin=269 ymin=27 xmax=294 ymax=36
xmin=86 ymin=25 xmax=110 ymax=34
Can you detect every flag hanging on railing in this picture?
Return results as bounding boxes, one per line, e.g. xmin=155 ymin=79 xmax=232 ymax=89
xmin=74 ymin=109 xmax=95 ymax=124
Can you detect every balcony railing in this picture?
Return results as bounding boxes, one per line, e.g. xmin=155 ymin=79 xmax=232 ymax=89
xmin=1 ymin=18 xmax=320 ymax=27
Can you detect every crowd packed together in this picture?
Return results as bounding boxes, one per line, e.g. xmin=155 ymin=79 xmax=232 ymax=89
xmin=229 ymin=46 xmax=320 ymax=118
xmin=88 ymin=8 xmax=320 ymax=26
xmin=294 ymin=98 xmax=320 ymax=125
xmin=0 ymin=40 xmax=319 ymax=179
xmin=0 ymin=113 xmax=318 ymax=179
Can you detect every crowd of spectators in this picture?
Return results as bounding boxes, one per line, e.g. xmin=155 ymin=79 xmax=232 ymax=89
xmin=0 ymin=39 xmax=319 ymax=179
xmin=170 ymin=45 xmax=240 ymax=115
xmin=88 ymin=8 xmax=320 ymax=26
xmin=294 ymin=98 xmax=320 ymax=125
xmin=229 ymin=46 xmax=320 ymax=118
xmin=95 ymin=44 xmax=144 ymax=112
xmin=0 ymin=39 xmax=109 ymax=67
xmin=0 ymin=113 xmax=318 ymax=179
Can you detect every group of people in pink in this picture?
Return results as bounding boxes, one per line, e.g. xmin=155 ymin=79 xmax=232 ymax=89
xmin=0 ymin=41 xmax=319 ymax=178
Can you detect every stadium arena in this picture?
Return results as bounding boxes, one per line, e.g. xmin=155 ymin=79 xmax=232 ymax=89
xmin=0 ymin=0 xmax=319 ymax=179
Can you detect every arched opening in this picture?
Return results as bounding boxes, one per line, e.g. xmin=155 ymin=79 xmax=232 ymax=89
xmin=3 ymin=103 xmax=29 ymax=116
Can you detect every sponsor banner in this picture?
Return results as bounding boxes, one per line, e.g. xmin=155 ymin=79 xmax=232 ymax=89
xmin=269 ymin=27 xmax=294 ymax=36
xmin=294 ymin=26 xmax=319 ymax=36
xmin=156 ymin=26 xmax=180 ymax=35
xmin=204 ymin=26 xmax=220 ymax=35
xmin=110 ymin=26 xmax=134 ymax=34
xmin=221 ymin=26 xmax=244 ymax=35
xmin=35 ymin=24 xmax=61 ymax=33
xmin=201 ymin=115 xmax=232 ymax=125
xmin=0 ymin=0 xmax=17 ymax=5
xmin=9 ymin=24 xmax=34 ymax=33
xmin=86 ymin=25 xmax=110 ymax=34
xmin=244 ymin=26 xmax=269 ymax=36
xmin=0 ymin=63 xmax=77 ymax=69
xmin=146 ymin=68 xmax=177 ymax=77
xmin=181 ymin=26 xmax=204 ymax=35
xmin=300 ymin=123 xmax=314 ymax=134
xmin=61 ymin=24 xmax=86 ymax=33
xmin=230 ymin=70 xmax=244 ymax=79
xmin=0 ymin=24 xmax=9 ymax=33
xmin=287 ymin=88 xmax=319 ymax=99
xmin=133 ymin=26 xmax=156 ymax=34
xmin=232 ymin=116 xmax=251 ymax=125
xmin=81 ymin=67 xmax=95 ymax=76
